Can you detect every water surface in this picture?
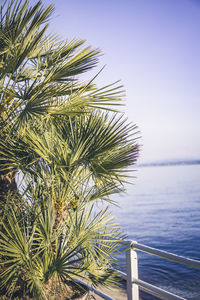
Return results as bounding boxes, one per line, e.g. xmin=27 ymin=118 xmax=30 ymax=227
xmin=112 ymin=164 xmax=200 ymax=299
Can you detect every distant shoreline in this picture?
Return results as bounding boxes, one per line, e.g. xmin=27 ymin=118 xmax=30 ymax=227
xmin=138 ymin=159 xmax=200 ymax=168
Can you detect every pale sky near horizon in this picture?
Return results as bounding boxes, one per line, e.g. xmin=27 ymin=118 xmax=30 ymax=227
xmin=38 ymin=0 xmax=200 ymax=163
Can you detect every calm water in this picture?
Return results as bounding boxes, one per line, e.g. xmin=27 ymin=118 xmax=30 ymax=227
xmin=112 ymin=164 xmax=200 ymax=300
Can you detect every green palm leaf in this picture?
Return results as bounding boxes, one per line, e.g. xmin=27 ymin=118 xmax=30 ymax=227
xmin=0 ymin=1 xmax=140 ymax=298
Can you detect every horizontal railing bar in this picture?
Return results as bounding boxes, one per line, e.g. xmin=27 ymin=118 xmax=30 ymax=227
xmin=113 ymin=268 xmax=127 ymax=280
xmin=74 ymin=278 xmax=114 ymax=300
xmin=130 ymin=241 xmax=200 ymax=270
xmin=133 ymin=278 xmax=186 ymax=300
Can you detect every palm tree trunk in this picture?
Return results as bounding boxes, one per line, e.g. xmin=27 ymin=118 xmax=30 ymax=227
xmin=52 ymin=210 xmax=67 ymax=253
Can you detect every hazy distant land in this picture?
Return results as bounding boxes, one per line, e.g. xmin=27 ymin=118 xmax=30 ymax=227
xmin=139 ymin=159 xmax=200 ymax=167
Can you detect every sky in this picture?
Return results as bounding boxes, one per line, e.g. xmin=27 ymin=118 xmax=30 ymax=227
xmin=38 ymin=0 xmax=200 ymax=163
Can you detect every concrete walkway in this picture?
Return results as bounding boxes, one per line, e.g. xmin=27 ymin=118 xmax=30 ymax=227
xmin=89 ymin=285 xmax=127 ymax=300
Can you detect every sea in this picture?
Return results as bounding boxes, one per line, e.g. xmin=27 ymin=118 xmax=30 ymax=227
xmin=111 ymin=163 xmax=200 ymax=300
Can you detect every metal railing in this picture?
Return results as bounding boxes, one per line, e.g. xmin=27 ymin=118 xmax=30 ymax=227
xmin=125 ymin=241 xmax=200 ymax=300
xmin=75 ymin=241 xmax=200 ymax=300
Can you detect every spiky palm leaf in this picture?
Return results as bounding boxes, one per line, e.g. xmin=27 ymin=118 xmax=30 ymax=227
xmin=0 ymin=1 xmax=140 ymax=298
xmin=0 ymin=0 xmax=124 ymax=133
xmin=0 ymin=188 xmax=124 ymax=299
xmin=0 ymin=112 xmax=139 ymax=211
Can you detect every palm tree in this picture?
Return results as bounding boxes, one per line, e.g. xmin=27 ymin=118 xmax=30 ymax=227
xmin=0 ymin=0 xmax=139 ymax=298
xmin=0 ymin=0 xmax=126 ymax=201
xmin=0 ymin=186 xmax=125 ymax=298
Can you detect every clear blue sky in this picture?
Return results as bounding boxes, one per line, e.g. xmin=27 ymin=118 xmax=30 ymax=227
xmin=39 ymin=0 xmax=200 ymax=163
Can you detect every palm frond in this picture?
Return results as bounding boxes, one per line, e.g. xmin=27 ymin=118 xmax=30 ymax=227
xmin=0 ymin=189 xmax=125 ymax=297
xmin=0 ymin=1 xmax=140 ymax=298
xmin=15 ymin=113 xmax=139 ymax=206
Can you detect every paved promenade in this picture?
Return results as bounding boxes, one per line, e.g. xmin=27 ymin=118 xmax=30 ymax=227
xmin=89 ymin=285 xmax=127 ymax=300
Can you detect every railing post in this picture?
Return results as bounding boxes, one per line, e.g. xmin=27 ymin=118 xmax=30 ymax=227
xmin=126 ymin=242 xmax=139 ymax=300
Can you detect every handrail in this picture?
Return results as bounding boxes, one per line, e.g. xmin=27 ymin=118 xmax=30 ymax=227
xmin=74 ymin=241 xmax=200 ymax=300
xmin=130 ymin=241 xmax=200 ymax=270
xmin=126 ymin=240 xmax=200 ymax=300
xmin=113 ymin=268 xmax=127 ymax=280
xmin=133 ymin=278 xmax=186 ymax=300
